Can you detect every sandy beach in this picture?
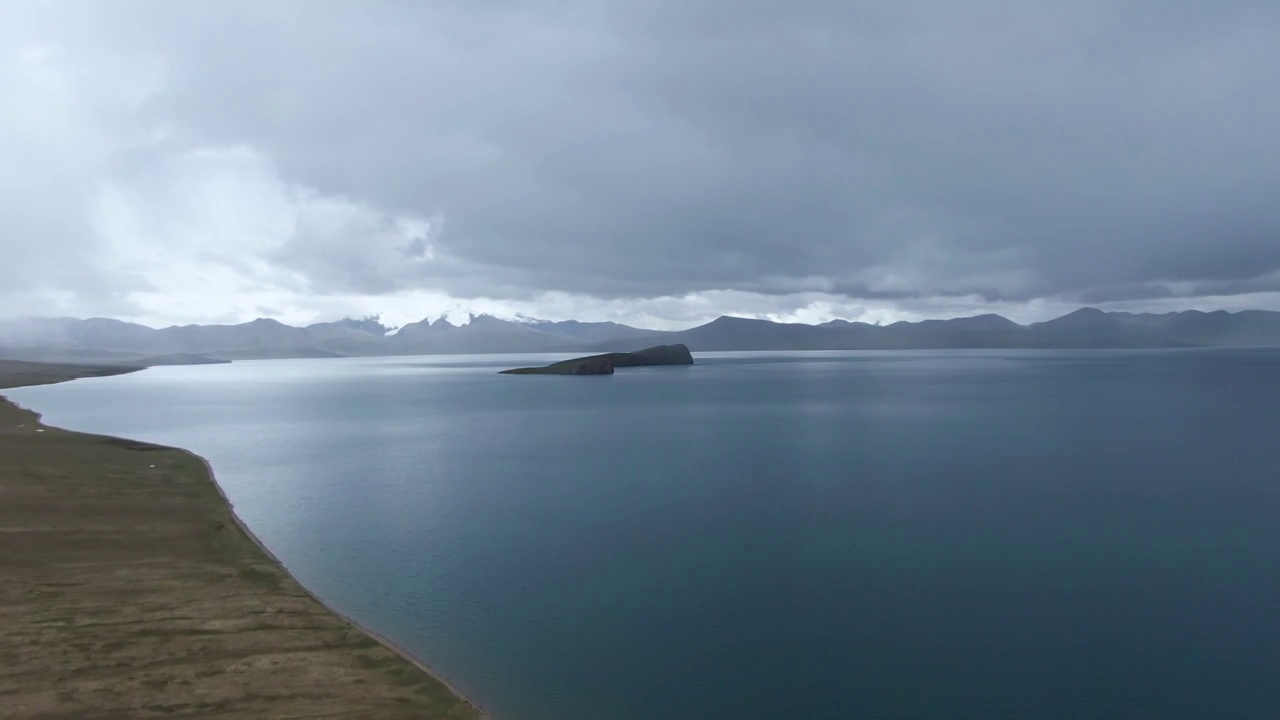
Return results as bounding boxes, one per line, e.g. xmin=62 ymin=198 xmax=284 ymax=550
xmin=0 ymin=360 xmax=487 ymax=719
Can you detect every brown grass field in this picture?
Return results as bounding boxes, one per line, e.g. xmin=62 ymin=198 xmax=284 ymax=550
xmin=0 ymin=360 xmax=484 ymax=719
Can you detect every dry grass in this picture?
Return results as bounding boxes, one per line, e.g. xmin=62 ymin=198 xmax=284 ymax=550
xmin=0 ymin=363 xmax=484 ymax=719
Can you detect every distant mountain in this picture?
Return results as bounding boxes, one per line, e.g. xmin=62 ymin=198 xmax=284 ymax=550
xmin=606 ymin=308 xmax=1280 ymax=352
xmin=161 ymin=318 xmax=316 ymax=355
xmin=0 ymin=315 xmax=374 ymax=362
xmin=2 ymin=308 xmax=1278 ymax=363
xmin=390 ymin=314 xmax=565 ymax=354
xmin=1025 ymin=308 xmax=1280 ymax=348
xmin=640 ymin=316 xmax=853 ymax=351
xmin=1026 ymin=308 xmax=1179 ymax=348
xmin=519 ymin=318 xmax=668 ymax=345
xmin=302 ymin=317 xmax=394 ymax=356
xmin=0 ymin=317 xmax=175 ymax=355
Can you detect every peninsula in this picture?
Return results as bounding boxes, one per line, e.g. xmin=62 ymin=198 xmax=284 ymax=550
xmin=0 ymin=360 xmax=484 ymax=719
xmin=500 ymin=343 xmax=694 ymax=375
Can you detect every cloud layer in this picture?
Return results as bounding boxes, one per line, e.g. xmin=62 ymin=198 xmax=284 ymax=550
xmin=3 ymin=1 xmax=1279 ymax=328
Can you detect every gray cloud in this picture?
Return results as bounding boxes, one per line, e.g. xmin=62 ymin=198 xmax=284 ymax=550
xmin=3 ymin=0 xmax=1280 ymax=324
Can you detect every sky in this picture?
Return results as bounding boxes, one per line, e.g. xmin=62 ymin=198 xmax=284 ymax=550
xmin=2 ymin=1 xmax=1278 ymax=330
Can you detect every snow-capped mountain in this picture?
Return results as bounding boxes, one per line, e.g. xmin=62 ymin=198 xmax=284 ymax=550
xmin=4 ymin=308 xmax=1280 ymax=364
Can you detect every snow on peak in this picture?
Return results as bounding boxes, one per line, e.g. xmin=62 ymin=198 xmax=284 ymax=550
xmin=421 ymin=308 xmax=558 ymax=328
xmin=512 ymin=313 xmax=553 ymax=325
xmin=431 ymin=307 xmax=477 ymax=327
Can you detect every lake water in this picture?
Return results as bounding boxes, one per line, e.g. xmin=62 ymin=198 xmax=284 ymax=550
xmin=8 ymin=349 xmax=1280 ymax=719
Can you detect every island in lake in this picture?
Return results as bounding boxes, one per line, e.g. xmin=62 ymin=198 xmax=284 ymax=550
xmin=500 ymin=343 xmax=694 ymax=375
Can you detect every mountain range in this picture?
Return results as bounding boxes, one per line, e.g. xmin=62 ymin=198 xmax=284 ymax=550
xmin=2 ymin=308 xmax=1279 ymax=364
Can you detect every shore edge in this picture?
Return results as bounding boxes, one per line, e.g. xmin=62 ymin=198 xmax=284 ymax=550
xmin=185 ymin=449 xmax=494 ymax=719
xmin=1 ymin=365 xmax=494 ymax=719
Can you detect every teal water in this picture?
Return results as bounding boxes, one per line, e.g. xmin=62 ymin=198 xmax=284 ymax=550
xmin=8 ymin=349 xmax=1280 ymax=719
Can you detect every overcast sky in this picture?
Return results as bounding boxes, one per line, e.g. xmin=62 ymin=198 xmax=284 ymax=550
xmin=3 ymin=1 xmax=1278 ymax=329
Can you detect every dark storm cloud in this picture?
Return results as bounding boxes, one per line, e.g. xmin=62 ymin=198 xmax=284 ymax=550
xmin=11 ymin=0 xmax=1280 ymax=310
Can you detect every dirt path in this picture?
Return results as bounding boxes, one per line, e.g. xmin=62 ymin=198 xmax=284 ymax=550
xmin=0 ymin=362 xmax=485 ymax=719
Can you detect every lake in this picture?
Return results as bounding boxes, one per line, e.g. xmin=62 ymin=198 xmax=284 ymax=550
xmin=8 ymin=349 xmax=1280 ymax=719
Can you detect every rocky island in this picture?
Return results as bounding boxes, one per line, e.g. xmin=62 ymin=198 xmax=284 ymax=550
xmin=500 ymin=343 xmax=694 ymax=375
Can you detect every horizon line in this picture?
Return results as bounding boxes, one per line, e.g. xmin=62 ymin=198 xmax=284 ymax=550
xmin=1 ymin=305 xmax=1274 ymax=336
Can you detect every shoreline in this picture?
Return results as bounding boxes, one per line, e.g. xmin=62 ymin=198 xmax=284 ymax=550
xmin=0 ymin=363 xmax=493 ymax=719
xmin=185 ymin=450 xmax=495 ymax=719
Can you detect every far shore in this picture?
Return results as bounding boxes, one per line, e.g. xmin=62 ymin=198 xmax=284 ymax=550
xmin=0 ymin=360 xmax=490 ymax=719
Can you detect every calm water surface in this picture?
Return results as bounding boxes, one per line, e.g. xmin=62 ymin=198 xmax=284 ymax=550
xmin=9 ymin=349 xmax=1280 ymax=719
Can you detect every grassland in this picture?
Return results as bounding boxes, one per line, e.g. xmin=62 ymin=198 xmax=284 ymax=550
xmin=0 ymin=361 xmax=485 ymax=719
